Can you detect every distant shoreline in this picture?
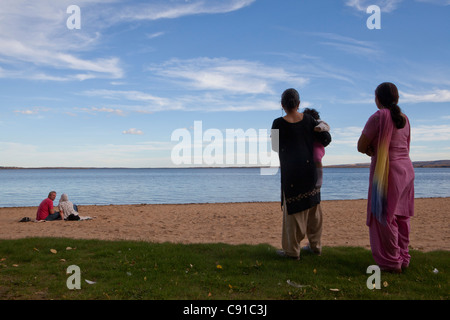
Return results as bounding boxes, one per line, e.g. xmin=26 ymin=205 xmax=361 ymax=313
xmin=325 ymin=160 xmax=450 ymax=168
xmin=1 ymin=160 xmax=449 ymax=169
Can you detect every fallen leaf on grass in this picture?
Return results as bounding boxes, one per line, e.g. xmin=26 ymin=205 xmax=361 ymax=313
xmin=50 ymin=249 xmax=57 ymax=254
xmin=287 ymin=280 xmax=310 ymax=288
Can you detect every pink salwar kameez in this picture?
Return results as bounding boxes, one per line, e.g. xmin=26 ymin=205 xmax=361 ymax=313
xmin=362 ymin=109 xmax=415 ymax=271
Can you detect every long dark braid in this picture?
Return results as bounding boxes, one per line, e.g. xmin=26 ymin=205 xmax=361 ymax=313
xmin=375 ymin=82 xmax=406 ymax=129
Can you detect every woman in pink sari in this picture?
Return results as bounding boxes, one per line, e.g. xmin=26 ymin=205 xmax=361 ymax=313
xmin=358 ymin=82 xmax=415 ymax=273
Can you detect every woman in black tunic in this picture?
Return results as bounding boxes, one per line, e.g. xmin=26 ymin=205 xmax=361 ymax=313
xmin=272 ymin=88 xmax=331 ymax=260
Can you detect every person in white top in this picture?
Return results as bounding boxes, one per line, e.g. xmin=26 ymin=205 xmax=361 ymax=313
xmin=58 ymin=193 xmax=79 ymax=220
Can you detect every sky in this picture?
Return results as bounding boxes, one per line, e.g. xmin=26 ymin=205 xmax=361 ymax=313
xmin=0 ymin=0 xmax=449 ymax=168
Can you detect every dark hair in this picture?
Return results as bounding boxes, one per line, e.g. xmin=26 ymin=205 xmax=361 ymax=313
xmin=281 ymin=88 xmax=300 ymax=111
xmin=375 ymin=82 xmax=406 ymax=129
xmin=303 ymin=108 xmax=320 ymax=120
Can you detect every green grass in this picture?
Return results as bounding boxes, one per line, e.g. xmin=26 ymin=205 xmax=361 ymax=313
xmin=0 ymin=238 xmax=448 ymax=300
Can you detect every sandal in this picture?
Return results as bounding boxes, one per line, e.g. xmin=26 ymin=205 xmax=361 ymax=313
xmin=301 ymin=244 xmax=321 ymax=255
xmin=276 ymin=250 xmax=300 ymax=261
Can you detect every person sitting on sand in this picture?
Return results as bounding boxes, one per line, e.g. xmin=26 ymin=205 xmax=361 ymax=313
xmin=58 ymin=193 xmax=80 ymax=220
xmin=303 ymin=108 xmax=330 ymax=189
xmin=36 ymin=191 xmax=63 ymax=221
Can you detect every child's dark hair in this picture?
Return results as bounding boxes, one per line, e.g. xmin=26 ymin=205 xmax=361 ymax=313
xmin=303 ymin=108 xmax=320 ymax=120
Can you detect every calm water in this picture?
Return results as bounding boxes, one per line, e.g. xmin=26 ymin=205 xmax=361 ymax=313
xmin=0 ymin=167 xmax=449 ymax=207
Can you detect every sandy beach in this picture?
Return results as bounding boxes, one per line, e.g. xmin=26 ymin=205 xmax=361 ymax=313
xmin=0 ymin=198 xmax=448 ymax=252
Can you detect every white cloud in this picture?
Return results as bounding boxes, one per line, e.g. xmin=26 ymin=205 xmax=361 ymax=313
xmin=321 ymin=124 xmax=450 ymax=166
xmin=329 ymin=126 xmax=364 ymax=146
xmin=331 ymin=124 xmax=450 ymax=146
xmin=0 ymin=0 xmax=256 ymax=82
xmin=14 ymin=110 xmax=38 ymax=115
xmin=146 ymin=32 xmax=165 ymax=39
xmin=415 ymin=0 xmax=450 ymax=5
xmin=0 ymin=140 xmax=175 ymax=168
xmin=78 ymin=107 xmax=125 ymax=116
xmin=113 ymin=0 xmax=256 ymax=21
xmin=345 ymin=0 xmax=450 ymax=13
xmin=13 ymin=107 xmax=51 ymax=115
xmin=81 ymin=90 xmax=184 ymax=113
xmin=1 ymin=0 xmax=255 ymax=80
xmin=123 ymin=128 xmax=144 ymax=135
xmin=412 ymin=125 xmax=450 ymax=141
xmin=345 ymin=0 xmax=403 ymax=12
xmin=148 ymin=57 xmax=309 ymax=94
xmin=410 ymin=147 xmax=450 ymax=162
xmin=78 ymin=57 xmax=310 ymax=113
xmin=400 ymin=89 xmax=450 ymax=103
xmin=83 ymin=89 xmax=170 ymax=105
xmin=178 ymin=95 xmax=282 ymax=112
xmin=82 ymin=88 xmax=282 ymax=113
xmin=0 ymin=0 xmax=123 ymax=80
xmin=0 ymin=38 xmax=123 ymax=79
xmin=310 ymin=32 xmax=382 ymax=58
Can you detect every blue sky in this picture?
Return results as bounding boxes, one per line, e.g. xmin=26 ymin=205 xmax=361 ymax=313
xmin=0 ymin=0 xmax=449 ymax=168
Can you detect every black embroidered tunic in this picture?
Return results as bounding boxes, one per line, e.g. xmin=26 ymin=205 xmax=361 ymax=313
xmin=271 ymin=114 xmax=331 ymax=215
